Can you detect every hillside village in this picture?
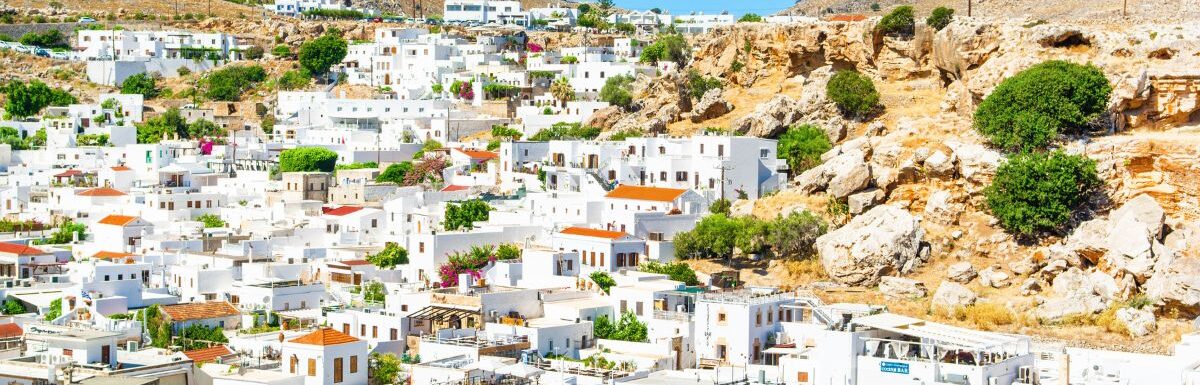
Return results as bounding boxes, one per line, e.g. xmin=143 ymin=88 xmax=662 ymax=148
xmin=0 ymin=0 xmax=1196 ymax=385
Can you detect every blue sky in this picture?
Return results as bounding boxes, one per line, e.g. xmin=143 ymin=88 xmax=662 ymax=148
xmin=610 ymin=0 xmax=796 ymax=17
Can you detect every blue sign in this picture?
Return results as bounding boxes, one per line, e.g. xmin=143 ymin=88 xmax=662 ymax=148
xmin=880 ymin=361 xmax=910 ymax=374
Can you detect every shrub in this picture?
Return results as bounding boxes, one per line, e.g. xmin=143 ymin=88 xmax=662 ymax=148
xmin=19 ymin=30 xmax=67 ymax=49
xmin=877 ymin=6 xmax=915 ymax=36
xmin=136 ymin=108 xmax=187 ymax=143
xmin=375 ymin=161 xmax=413 ymax=184
xmin=599 ymin=75 xmax=634 ymax=109
xmin=826 ymin=70 xmax=879 ymax=118
xmin=5 ymin=299 xmax=26 ymax=315
xmin=196 ymin=213 xmax=226 ymax=228
xmin=560 ymin=55 xmax=578 ymax=64
xmin=278 ymin=69 xmax=311 ymax=90
xmin=777 ymin=124 xmax=832 ymax=173
xmin=496 ymin=244 xmax=521 ymax=260
xmin=709 ymin=199 xmax=731 ymax=215
xmin=529 ymin=122 xmax=600 ymax=141
xmin=243 ymin=45 xmax=264 ymax=60
xmin=952 ymin=302 xmax=1014 ymax=331
xmin=336 ymin=161 xmax=377 ymax=170
xmin=2 ymin=80 xmax=77 ymax=118
xmin=271 ymin=44 xmax=292 ymax=58
xmin=298 ymin=33 xmax=348 ymax=76
xmin=186 ymin=119 xmax=223 ymax=138
xmin=738 ymin=13 xmax=763 ymax=23
xmin=593 ymin=312 xmax=648 ymax=342
xmin=278 ymin=147 xmax=338 ymax=173
xmin=974 ymin=61 xmax=1111 ymax=152
xmin=768 ymin=211 xmax=828 ymax=259
xmin=301 ymin=9 xmax=366 ymax=19
xmin=639 ymin=33 xmax=689 ymax=65
xmin=686 ymin=69 xmax=722 ymax=101
xmin=444 ymin=199 xmax=491 ymax=231
xmin=639 ymin=261 xmax=700 ymax=286
xmin=203 ymin=65 xmax=266 ymax=101
xmin=367 ymin=242 xmax=408 ymax=268
xmin=590 ymin=271 xmax=616 ymax=293
xmin=984 ymin=151 xmax=1101 ymax=236
xmin=37 ymin=220 xmax=86 ymax=245
xmin=120 ymin=73 xmax=159 ymax=98
xmin=926 ymin=7 xmax=954 ymax=31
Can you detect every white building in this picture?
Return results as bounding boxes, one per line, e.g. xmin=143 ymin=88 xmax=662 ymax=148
xmin=281 ymin=328 xmax=369 ymax=385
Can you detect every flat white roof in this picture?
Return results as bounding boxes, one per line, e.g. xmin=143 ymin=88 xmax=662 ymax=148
xmin=852 ymin=313 xmax=1028 ymax=351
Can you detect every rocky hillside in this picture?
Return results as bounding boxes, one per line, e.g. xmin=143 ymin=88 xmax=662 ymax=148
xmin=779 ymin=0 xmax=1200 ymax=25
xmin=600 ymin=18 xmax=1200 ymax=352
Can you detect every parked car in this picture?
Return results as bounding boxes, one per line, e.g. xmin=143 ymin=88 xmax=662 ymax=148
xmin=78 ymin=17 xmax=97 ymax=23
xmin=50 ymin=51 xmax=70 ymax=60
xmin=34 ymin=49 xmax=50 ymax=58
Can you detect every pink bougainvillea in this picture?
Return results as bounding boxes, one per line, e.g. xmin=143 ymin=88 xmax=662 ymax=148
xmin=526 ymin=43 xmax=543 ymax=53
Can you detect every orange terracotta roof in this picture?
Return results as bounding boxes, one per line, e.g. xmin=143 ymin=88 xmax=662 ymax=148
xmin=441 ymin=184 xmax=469 ymax=192
xmin=183 ymin=345 xmax=234 ymax=363
xmin=0 ymin=242 xmax=46 ymax=255
xmin=288 ymin=327 xmax=360 ymax=346
xmin=604 ymin=184 xmax=687 ymax=202
xmin=454 ymin=148 xmax=498 ymax=160
xmin=110 ymin=166 xmax=132 ymax=171
xmin=0 ymin=323 xmax=21 ymax=339
xmin=161 ymin=301 xmax=240 ymax=321
xmin=92 ymin=250 xmax=136 ymax=259
xmin=54 ymin=169 xmax=83 ymax=178
xmin=78 ymin=187 xmax=127 ymax=197
xmin=98 ymin=214 xmax=139 ymax=226
xmin=323 ymin=206 xmax=363 ymax=216
xmin=560 ymin=226 xmax=628 ymax=240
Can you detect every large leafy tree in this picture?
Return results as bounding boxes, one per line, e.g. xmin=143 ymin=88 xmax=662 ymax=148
xmin=203 ymin=65 xmax=267 ymax=101
xmin=136 ymin=108 xmax=187 ymax=143
xmin=777 ymin=124 xmax=832 ymax=173
xmin=984 ymin=151 xmax=1101 ymax=236
xmin=279 ymin=147 xmax=339 ymax=172
xmin=298 ymin=33 xmax=349 ymax=77
xmin=974 ymin=60 xmax=1111 ymax=153
xmin=593 ymin=312 xmax=648 ymax=342
xmin=120 ymin=73 xmax=160 ymax=99
xmin=370 ymin=353 xmax=402 ymax=385
xmin=444 ymin=199 xmax=491 ymax=231
xmin=2 ymin=80 xmax=76 ymax=118
xmin=366 ymin=242 xmax=409 ymax=269
xmin=877 ymin=5 xmax=915 ymax=36
xmin=186 ymin=119 xmax=223 ymax=139
xmin=375 ymin=161 xmax=414 ymax=184
xmin=599 ymin=75 xmax=634 ymax=109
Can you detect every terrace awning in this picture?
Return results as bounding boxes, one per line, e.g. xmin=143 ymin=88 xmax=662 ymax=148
xmin=407 ymin=305 xmax=477 ymax=322
xmin=852 ymin=313 xmax=1027 ymax=351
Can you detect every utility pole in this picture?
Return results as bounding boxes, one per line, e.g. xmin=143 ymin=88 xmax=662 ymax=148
xmin=715 ymin=162 xmax=732 ymax=201
xmin=1123 ymin=0 xmax=1128 ymax=17
xmin=967 ymin=0 xmax=972 ymax=17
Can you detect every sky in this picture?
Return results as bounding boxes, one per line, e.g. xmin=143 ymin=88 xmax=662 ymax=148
xmin=610 ymin=0 xmax=796 ymax=17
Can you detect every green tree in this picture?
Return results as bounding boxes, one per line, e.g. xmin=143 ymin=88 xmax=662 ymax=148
xmin=768 ymin=211 xmax=828 ymax=259
xmin=375 ymin=161 xmax=414 ymax=184
xmin=974 ymin=60 xmax=1111 ymax=153
xmin=560 ymin=55 xmax=579 ymax=64
xmin=412 ymin=140 xmax=443 ymax=159
xmin=370 ymin=353 xmax=402 ymax=385
xmin=41 ymin=299 xmax=57 ymax=319
xmin=496 ymin=244 xmax=521 ymax=260
xmin=2 ymin=80 xmax=77 ymax=118
xmin=120 ymin=73 xmax=159 ymax=98
xmin=196 ymin=214 xmax=226 ymax=228
xmin=0 ymin=127 xmax=27 ymax=150
xmin=278 ymin=69 xmax=311 ymax=90
xmin=985 ymin=151 xmax=1101 ymax=236
xmin=187 ymin=119 xmax=223 ymax=139
xmin=366 ymin=242 xmax=409 ymax=269
xmin=686 ymin=69 xmax=722 ymax=101
xmin=271 ymin=44 xmax=293 ymax=58
xmin=243 ymin=45 xmax=265 ymax=60
xmin=639 ymin=33 xmax=689 ymax=65
xmin=203 ymin=65 xmax=267 ymax=101
xmin=529 ymin=122 xmax=600 ymax=141
xmin=19 ymin=30 xmax=67 ymax=49
xmin=444 ymin=199 xmax=491 ymax=231
xmin=550 ymin=77 xmax=575 ymax=104
xmin=599 ymin=75 xmax=634 ymax=109
xmin=709 ymin=198 xmax=731 ymax=215
xmin=926 ymin=7 xmax=955 ymax=31
xmin=826 ymin=70 xmax=879 ymax=118
xmin=639 ymin=261 xmax=700 ymax=286
xmin=5 ymin=299 xmax=26 ymax=315
xmin=589 ymin=271 xmax=616 ymax=293
xmin=136 ymin=108 xmax=188 ymax=143
xmin=738 ymin=13 xmax=763 ymax=22
xmin=362 ymin=281 xmax=386 ymax=302
xmin=777 ymin=124 xmax=832 ymax=173
xmin=877 ymin=5 xmax=915 ymax=36
xmin=298 ymin=33 xmax=348 ymax=77
xmin=37 ymin=220 xmax=85 ymax=244
xmin=279 ymin=147 xmax=338 ymax=172
xmin=595 ymin=312 xmax=648 ymax=342
xmin=178 ymin=324 xmax=229 ymax=350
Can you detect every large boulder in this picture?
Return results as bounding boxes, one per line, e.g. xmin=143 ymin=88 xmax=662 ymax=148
xmin=1116 ymin=307 xmax=1157 ymax=337
xmin=978 ymin=266 xmax=1011 ymax=288
xmin=1143 ymin=257 xmax=1200 ymax=314
xmin=691 ymin=88 xmax=732 ymax=122
xmin=730 ymin=66 xmax=849 ymax=141
xmin=1036 ymin=267 xmax=1109 ymax=321
xmin=931 ymin=282 xmax=977 ymax=311
xmin=879 ymin=276 xmax=928 ymax=299
xmin=817 ymin=205 xmax=926 ymax=286
xmin=923 ymin=190 xmax=960 ymax=225
xmin=946 ymin=262 xmax=977 ymax=283
xmin=1061 ymin=194 xmax=1171 ymax=282
xmin=795 ymin=149 xmax=870 ymax=198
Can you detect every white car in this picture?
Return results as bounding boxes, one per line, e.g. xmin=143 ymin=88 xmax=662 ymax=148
xmin=78 ymin=17 xmax=97 ymax=23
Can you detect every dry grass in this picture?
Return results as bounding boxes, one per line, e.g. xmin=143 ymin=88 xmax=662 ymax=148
xmin=952 ymin=302 xmax=1016 ymax=331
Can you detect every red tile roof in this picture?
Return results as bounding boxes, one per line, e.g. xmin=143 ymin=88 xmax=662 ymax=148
xmin=161 ymin=301 xmax=240 ymax=321
xmin=54 ymin=169 xmax=83 ymax=178
xmin=604 ymin=185 xmax=687 ymax=202
xmin=183 ymin=345 xmax=234 ymax=363
xmin=110 ymin=166 xmax=132 ymax=171
xmin=288 ymin=327 xmax=360 ymax=346
xmin=0 ymin=323 xmax=21 ymax=339
xmin=560 ymin=226 xmax=628 ymax=240
xmin=0 ymin=242 xmax=47 ymax=255
xmin=78 ymin=187 xmax=127 ymax=197
xmin=98 ymin=215 xmax=139 ymax=226
xmin=441 ymin=184 xmax=469 ymax=192
xmin=93 ymin=251 xmax=136 ymax=259
xmin=454 ymin=148 xmax=498 ymax=160
xmin=323 ymin=206 xmax=363 ymax=216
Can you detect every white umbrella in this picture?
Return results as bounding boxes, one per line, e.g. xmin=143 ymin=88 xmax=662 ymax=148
xmin=462 ymin=358 xmax=505 ymax=372
xmin=496 ymin=363 xmax=544 ymax=378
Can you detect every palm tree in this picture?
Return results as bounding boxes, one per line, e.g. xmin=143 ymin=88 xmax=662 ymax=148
xmin=550 ymin=77 xmax=575 ymax=107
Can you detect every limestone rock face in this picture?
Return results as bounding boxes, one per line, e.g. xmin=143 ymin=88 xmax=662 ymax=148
xmin=690 ymin=88 xmax=732 ymax=122
xmin=729 ymin=66 xmax=849 ymax=141
xmin=879 ymin=276 xmax=928 ymax=299
xmin=1116 ymin=307 xmax=1157 ymax=337
xmin=931 ymin=282 xmax=977 ymax=310
xmin=817 ymin=205 xmax=926 ymax=286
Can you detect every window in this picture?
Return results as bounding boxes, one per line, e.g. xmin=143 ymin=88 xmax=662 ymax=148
xmin=361 ymin=325 xmax=366 ymax=336
xmin=419 ymin=242 xmax=425 ymax=252
xmin=390 ymin=328 xmax=398 ymax=340
xmin=675 ymin=172 xmax=687 ymax=181
xmin=333 ymin=357 xmax=343 ymax=383
xmin=307 ymin=359 xmax=316 ymax=376
xmin=760 ymin=148 xmax=769 ymax=158
xmin=717 ymin=312 xmax=726 ymax=323
xmin=635 ymin=301 xmax=643 ymax=316
xmin=718 ymin=145 xmax=725 ymax=156
xmin=343 ymin=324 xmax=350 ymax=334
xmin=290 ymin=356 xmax=298 ymax=373
xmin=104 ymin=275 xmax=110 ymax=281
xmin=372 ymin=326 xmax=378 ymax=338
xmin=350 ymin=355 xmax=358 ymax=373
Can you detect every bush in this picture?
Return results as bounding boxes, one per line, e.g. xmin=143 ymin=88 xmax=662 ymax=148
xmin=686 ymin=69 xmax=722 ymax=101
xmin=120 ymin=73 xmax=159 ymax=98
xmin=301 ymin=9 xmax=366 ymax=19
xmin=203 ymin=65 xmax=266 ymax=101
xmin=639 ymin=33 xmax=689 ymax=65
xmin=278 ymin=69 xmax=311 ymax=90
xmin=974 ymin=61 xmax=1111 ymax=152
xmin=826 ymin=70 xmax=879 ymax=118
xmin=599 ymin=75 xmax=634 ymax=109
xmin=2 ymin=80 xmax=77 ymax=118
xmin=367 ymin=242 xmax=408 ymax=268
xmin=375 ymin=161 xmax=413 ymax=184
xmin=336 ymin=161 xmax=377 ymax=170
xmin=927 ymin=7 xmax=954 ymax=31
xmin=560 ymin=55 xmax=578 ymax=64
xmin=738 ymin=13 xmax=763 ymax=22
xmin=593 ymin=312 xmax=647 ymax=342
xmin=136 ymin=108 xmax=187 ymax=143
xmin=529 ymin=122 xmax=600 ymax=141
xmin=298 ymin=33 xmax=348 ymax=76
xmin=37 ymin=220 xmax=86 ymax=245
xmin=271 ymin=44 xmax=292 ymax=58
xmin=196 ymin=214 xmax=226 ymax=228
xmin=444 ymin=199 xmax=491 ymax=231
xmin=768 ymin=211 xmax=828 ymax=259
xmin=877 ymin=6 xmax=915 ymax=36
xmin=952 ymin=302 xmax=1014 ymax=331
xmin=4 ymin=299 xmax=25 ymax=315
xmin=243 ymin=45 xmax=264 ymax=60
xmin=19 ymin=29 xmax=67 ymax=49
xmin=639 ymin=261 xmax=700 ymax=286
xmin=709 ymin=198 xmax=731 ymax=215
xmin=777 ymin=124 xmax=832 ymax=173
xmin=985 ymin=151 xmax=1101 ymax=236
xmin=590 ymin=271 xmax=616 ymax=293
xmin=278 ymin=147 xmax=338 ymax=173
xmin=496 ymin=244 xmax=521 ymax=260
